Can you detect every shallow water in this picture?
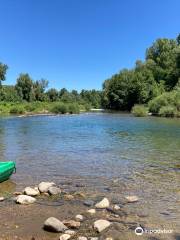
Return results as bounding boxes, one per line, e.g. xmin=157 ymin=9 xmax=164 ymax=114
xmin=0 ymin=113 xmax=180 ymax=238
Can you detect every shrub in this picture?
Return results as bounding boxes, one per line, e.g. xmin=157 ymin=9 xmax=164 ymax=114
xmin=10 ymin=105 xmax=25 ymax=114
xmin=148 ymin=94 xmax=168 ymax=114
xmin=131 ymin=105 xmax=148 ymax=117
xmin=68 ymin=103 xmax=80 ymax=114
xmin=159 ymin=105 xmax=177 ymax=117
xmin=50 ymin=103 xmax=68 ymax=114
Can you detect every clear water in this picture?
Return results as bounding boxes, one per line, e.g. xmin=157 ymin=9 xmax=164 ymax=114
xmin=0 ymin=113 xmax=180 ymax=218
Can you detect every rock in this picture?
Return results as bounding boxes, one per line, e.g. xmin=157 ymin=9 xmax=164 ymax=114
xmin=75 ymin=214 xmax=84 ymax=221
xmin=78 ymin=237 xmax=87 ymax=240
xmin=106 ymin=238 xmax=113 ymax=240
xmin=65 ymin=230 xmax=76 ymax=235
xmin=90 ymin=238 xmax=99 ymax=240
xmin=75 ymin=183 xmax=85 ymax=187
xmin=63 ymin=220 xmax=80 ymax=229
xmin=95 ymin=198 xmax=110 ymax=209
xmin=64 ymin=194 xmax=74 ymax=200
xmin=125 ymin=196 xmax=139 ymax=203
xmin=94 ymin=219 xmax=111 ymax=233
xmin=38 ymin=182 xmax=55 ymax=193
xmin=114 ymin=205 xmax=121 ymax=210
xmin=84 ymin=200 xmax=94 ymax=207
xmin=48 ymin=186 xmax=61 ymax=195
xmin=13 ymin=192 xmax=22 ymax=195
xmin=44 ymin=217 xmax=68 ymax=232
xmin=59 ymin=234 xmax=71 ymax=240
xmin=74 ymin=192 xmax=86 ymax=198
xmin=16 ymin=195 xmax=36 ymax=204
xmin=87 ymin=209 xmax=96 ymax=214
xmin=24 ymin=187 xmax=40 ymax=196
xmin=0 ymin=197 xmax=5 ymax=201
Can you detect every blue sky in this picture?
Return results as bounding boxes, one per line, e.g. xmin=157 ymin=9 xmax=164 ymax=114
xmin=0 ymin=0 xmax=179 ymax=91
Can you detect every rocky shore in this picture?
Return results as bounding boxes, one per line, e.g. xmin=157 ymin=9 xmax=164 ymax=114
xmin=0 ymin=180 xmax=178 ymax=240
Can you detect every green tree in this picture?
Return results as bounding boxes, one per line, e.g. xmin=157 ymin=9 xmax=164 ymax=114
xmin=33 ymin=79 xmax=48 ymax=101
xmin=0 ymin=63 xmax=8 ymax=86
xmin=15 ymin=73 xmax=34 ymax=101
xmin=46 ymin=88 xmax=59 ymax=101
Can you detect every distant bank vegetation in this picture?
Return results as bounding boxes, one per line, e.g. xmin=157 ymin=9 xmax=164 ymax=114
xmin=0 ymin=34 xmax=180 ymax=117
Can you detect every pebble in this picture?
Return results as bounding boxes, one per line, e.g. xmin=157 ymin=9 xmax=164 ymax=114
xmin=44 ymin=217 xmax=68 ymax=232
xmin=94 ymin=219 xmax=111 ymax=232
xmin=0 ymin=197 xmax=5 ymax=201
xmin=114 ymin=204 xmax=121 ymax=210
xmin=16 ymin=195 xmax=36 ymax=204
xmin=38 ymin=182 xmax=55 ymax=193
xmin=65 ymin=230 xmax=76 ymax=235
xmin=63 ymin=220 xmax=80 ymax=229
xmin=23 ymin=187 xmax=40 ymax=196
xmin=59 ymin=234 xmax=71 ymax=240
xmin=64 ymin=194 xmax=74 ymax=200
xmin=83 ymin=200 xmax=95 ymax=207
xmin=87 ymin=209 xmax=96 ymax=214
xmin=125 ymin=195 xmax=139 ymax=203
xmin=75 ymin=214 xmax=84 ymax=221
xmin=48 ymin=186 xmax=61 ymax=195
xmin=95 ymin=198 xmax=110 ymax=209
xmin=78 ymin=237 xmax=87 ymax=240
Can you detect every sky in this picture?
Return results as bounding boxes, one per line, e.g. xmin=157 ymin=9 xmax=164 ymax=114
xmin=0 ymin=0 xmax=180 ymax=91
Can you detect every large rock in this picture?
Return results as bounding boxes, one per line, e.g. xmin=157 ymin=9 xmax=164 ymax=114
xmin=78 ymin=237 xmax=87 ymax=240
xmin=59 ymin=234 xmax=71 ymax=240
xmin=24 ymin=187 xmax=40 ymax=196
xmin=38 ymin=182 xmax=55 ymax=193
xmin=16 ymin=195 xmax=36 ymax=204
xmin=63 ymin=220 xmax=80 ymax=229
xmin=44 ymin=217 xmax=68 ymax=232
xmin=95 ymin=198 xmax=110 ymax=209
xmin=48 ymin=186 xmax=61 ymax=195
xmin=0 ymin=197 xmax=5 ymax=201
xmin=94 ymin=219 xmax=111 ymax=232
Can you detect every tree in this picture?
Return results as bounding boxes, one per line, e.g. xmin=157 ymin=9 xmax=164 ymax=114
xmin=46 ymin=88 xmax=59 ymax=101
xmin=15 ymin=73 xmax=34 ymax=101
xmin=0 ymin=63 xmax=8 ymax=86
xmin=33 ymin=79 xmax=48 ymax=101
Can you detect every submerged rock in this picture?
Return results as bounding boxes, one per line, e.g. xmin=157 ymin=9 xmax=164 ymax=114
xmin=38 ymin=182 xmax=55 ymax=193
xmin=63 ymin=220 xmax=80 ymax=229
xmin=84 ymin=200 xmax=95 ymax=207
xmin=24 ymin=187 xmax=40 ymax=196
xmin=125 ymin=195 xmax=139 ymax=203
xmin=48 ymin=186 xmax=61 ymax=195
xmin=59 ymin=234 xmax=71 ymax=240
xmin=95 ymin=198 xmax=110 ymax=209
xmin=75 ymin=214 xmax=84 ymax=221
xmin=87 ymin=209 xmax=96 ymax=214
xmin=78 ymin=237 xmax=88 ymax=240
xmin=16 ymin=195 xmax=36 ymax=204
xmin=94 ymin=219 xmax=111 ymax=232
xmin=64 ymin=194 xmax=74 ymax=200
xmin=44 ymin=217 xmax=68 ymax=232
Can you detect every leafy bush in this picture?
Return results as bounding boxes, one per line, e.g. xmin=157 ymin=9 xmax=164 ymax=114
xmin=159 ymin=105 xmax=177 ymax=117
xmin=131 ymin=105 xmax=148 ymax=117
xmin=10 ymin=105 xmax=25 ymax=114
xmin=68 ymin=103 xmax=80 ymax=114
xmin=50 ymin=103 xmax=68 ymax=114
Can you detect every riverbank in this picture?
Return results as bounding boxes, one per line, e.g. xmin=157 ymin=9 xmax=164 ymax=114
xmin=0 ymin=178 xmax=179 ymax=240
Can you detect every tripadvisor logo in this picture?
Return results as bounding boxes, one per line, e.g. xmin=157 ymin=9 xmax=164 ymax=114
xmin=135 ymin=227 xmax=144 ymax=235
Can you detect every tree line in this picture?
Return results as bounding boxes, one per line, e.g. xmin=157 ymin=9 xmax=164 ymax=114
xmin=0 ymin=33 xmax=180 ymax=116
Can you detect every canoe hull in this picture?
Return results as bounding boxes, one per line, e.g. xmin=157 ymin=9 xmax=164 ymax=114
xmin=0 ymin=162 xmax=16 ymax=183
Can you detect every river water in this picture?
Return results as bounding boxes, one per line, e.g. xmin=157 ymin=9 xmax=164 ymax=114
xmin=0 ymin=113 xmax=180 ymax=239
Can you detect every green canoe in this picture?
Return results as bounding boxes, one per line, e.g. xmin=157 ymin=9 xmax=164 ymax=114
xmin=0 ymin=161 xmax=16 ymax=183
